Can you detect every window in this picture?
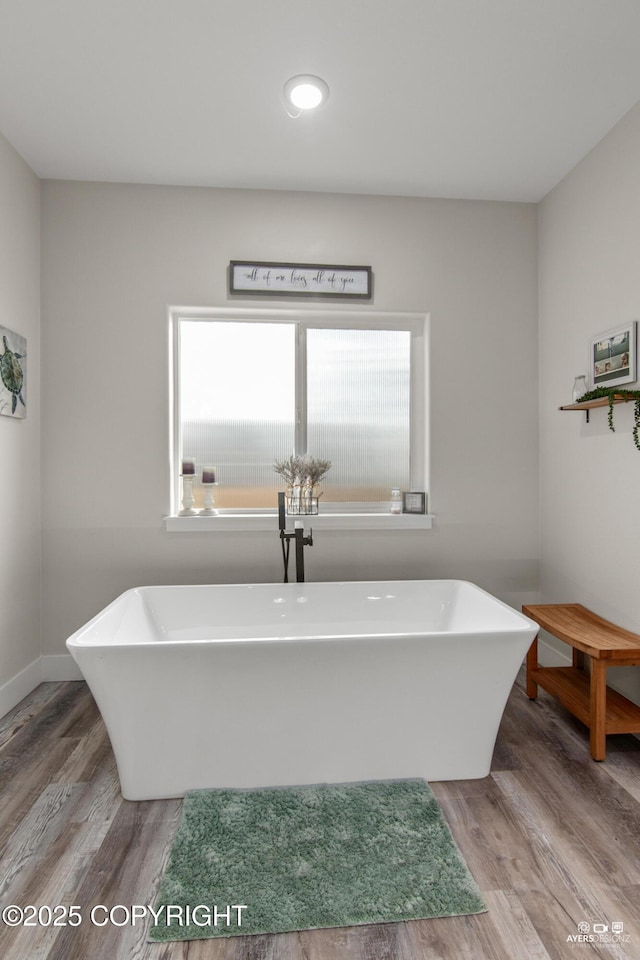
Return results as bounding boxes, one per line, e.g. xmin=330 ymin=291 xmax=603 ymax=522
xmin=170 ymin=308 xmax=428 ymax=515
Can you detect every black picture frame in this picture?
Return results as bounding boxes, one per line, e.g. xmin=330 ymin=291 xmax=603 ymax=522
xmin=229 ymin=261 xmax=372 ymax=299
xmin=402 ymin=491 xmax=426 ymax=514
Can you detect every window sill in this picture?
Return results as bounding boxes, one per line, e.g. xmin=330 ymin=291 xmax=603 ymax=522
xmin=164 ymin=512 xmax=434 ymax=532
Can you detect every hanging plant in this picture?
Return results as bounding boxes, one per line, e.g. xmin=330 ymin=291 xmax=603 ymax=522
xmin=576 ymin=387 xmax=640 ymax=451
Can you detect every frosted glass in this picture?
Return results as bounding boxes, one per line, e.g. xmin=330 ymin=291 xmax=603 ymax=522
xmin=179 ymin=321 xmax=295 ymax=508
xmin=306 ymin=328 xmax=411 ymax=501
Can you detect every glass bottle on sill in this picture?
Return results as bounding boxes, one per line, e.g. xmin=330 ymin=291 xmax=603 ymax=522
xmin=390 ymin=488 xmax=402 ymax=515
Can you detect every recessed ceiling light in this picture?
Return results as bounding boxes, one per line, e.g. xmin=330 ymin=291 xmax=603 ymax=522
xmin=283 ymin=75 xmax=329 ymax=117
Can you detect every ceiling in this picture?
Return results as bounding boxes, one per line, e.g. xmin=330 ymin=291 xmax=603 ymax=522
xmin=2 ymin=0 xmax=640 ymax=203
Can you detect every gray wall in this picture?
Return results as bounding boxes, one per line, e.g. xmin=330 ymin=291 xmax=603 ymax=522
xmin=0 ymin=131 xmax=40 ymax=696
xmin=40 ymin=182 xmax=539 ymax=656
xmin=539 ymin=100 xmax=640 ymax=696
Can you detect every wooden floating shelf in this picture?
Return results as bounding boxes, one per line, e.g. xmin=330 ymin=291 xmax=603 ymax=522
xmin=559 ymin=394 xmax=635 ymax=422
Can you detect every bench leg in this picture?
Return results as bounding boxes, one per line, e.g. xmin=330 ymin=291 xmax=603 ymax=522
xmin=573 ymin=648 xmax=585 ymax=671
xmin=590 ymin=658 xmax=607 ymax=761
xmin=526 ymin=633 xmax=539 ymax=699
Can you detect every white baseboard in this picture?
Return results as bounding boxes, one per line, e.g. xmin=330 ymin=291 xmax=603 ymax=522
xmin=42 ymin=654 xmax=83 ymax=682
xmin=537 ymin=635 xmax=572 ymax=668
xmin=0 ymin=654 xmax=83 ymax=719
xmin=0 ymin=658 xmax=43 ymax=719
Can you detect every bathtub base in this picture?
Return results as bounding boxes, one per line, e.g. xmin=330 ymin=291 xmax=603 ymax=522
xmin=65 ymin=580 xmax=537 ymax=800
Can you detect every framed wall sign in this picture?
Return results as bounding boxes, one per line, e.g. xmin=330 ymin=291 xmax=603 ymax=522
xmin=590 ymin=321 xmax=637 ymax=388
xmin=229 ymin=261 xmax=372 ymax=299
xmin=402 ymin=491 xmax=427 ymax=514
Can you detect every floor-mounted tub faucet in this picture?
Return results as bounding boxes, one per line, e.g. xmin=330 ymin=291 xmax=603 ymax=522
xmin=278 ymin=491 xmax=313 ymax=583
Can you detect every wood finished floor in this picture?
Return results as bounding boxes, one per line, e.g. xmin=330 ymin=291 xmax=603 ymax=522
xmin=1 ymin=672 xmax=640 ymax=960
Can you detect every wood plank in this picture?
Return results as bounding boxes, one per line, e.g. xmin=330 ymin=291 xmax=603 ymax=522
xmin=492 ymin=768 xmax=640 ymax=889
xmin=0 ymin=682 xmax=66 ymax=750
xmin=300 ymin=923 xmax=404 ymax=960
xmin=404 ymin=914 xmax=506 ymax=960
xmin=603 ymin=751 xmax=640 ymax=805
xmin=0 ymin=783 xmax=80 ymax=899
xmin=436 ymin=791 xmax=538 ymax=894
xmin=0 ymin=738 xmax=80 ymax=851
xmin=53 ymin=711 xmax=118 ymax=786
xmin=479 ymin=890 xmax=552 ymax=960
xmin=42 ymin=797 xmax=181 ymax=960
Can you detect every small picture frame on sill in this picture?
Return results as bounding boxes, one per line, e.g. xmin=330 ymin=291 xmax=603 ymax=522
xmin=402 ymin=491 xmax=426 ymax=514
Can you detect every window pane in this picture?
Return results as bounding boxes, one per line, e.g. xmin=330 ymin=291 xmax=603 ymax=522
xmin=180 ymin=321 xmax=295 ymax=508
xmin=306 ymin=328 xmax=411 ymax=501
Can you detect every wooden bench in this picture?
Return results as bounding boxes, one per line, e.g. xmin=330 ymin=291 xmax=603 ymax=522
xmin=522 ymin=603 xmax=640 ymax=761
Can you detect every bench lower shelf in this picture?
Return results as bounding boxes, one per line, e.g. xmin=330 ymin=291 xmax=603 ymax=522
xmin=530 ymin=666 xmax=640 ymax=736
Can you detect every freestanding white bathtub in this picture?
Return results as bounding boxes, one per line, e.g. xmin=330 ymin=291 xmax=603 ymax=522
xmin=66 ymin=580 xmax=537 ymax=800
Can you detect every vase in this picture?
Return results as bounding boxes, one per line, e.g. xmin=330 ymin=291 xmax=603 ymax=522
xmin=572 ymin=375 xmax=588 ymax=403
xmin=286 ymin=484 xmax=319 ymax=515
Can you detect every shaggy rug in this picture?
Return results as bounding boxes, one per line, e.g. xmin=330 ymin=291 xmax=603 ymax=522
xmin=148 ymin=778 xmax=486 ymax=942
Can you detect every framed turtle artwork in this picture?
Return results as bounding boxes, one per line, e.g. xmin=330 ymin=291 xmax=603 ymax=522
xmin=0 ymin=325 xmax=27 ymax=419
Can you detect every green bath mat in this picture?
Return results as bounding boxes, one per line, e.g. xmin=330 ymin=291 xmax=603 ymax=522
xmin=148 ymin=779 xmax=486 ymax=942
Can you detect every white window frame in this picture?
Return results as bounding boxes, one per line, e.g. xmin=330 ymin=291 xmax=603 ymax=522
xmin=167 ymin=305 xmax=432 ymax=531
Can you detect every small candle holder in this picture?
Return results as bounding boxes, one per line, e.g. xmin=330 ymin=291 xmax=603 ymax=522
xmin=179 ymin=474 xmax=199 ymax=516
xmin=200 ymin=466 xmax=218 ymax=516
xmin=200 ymin=482 xmax=218 ymax=516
